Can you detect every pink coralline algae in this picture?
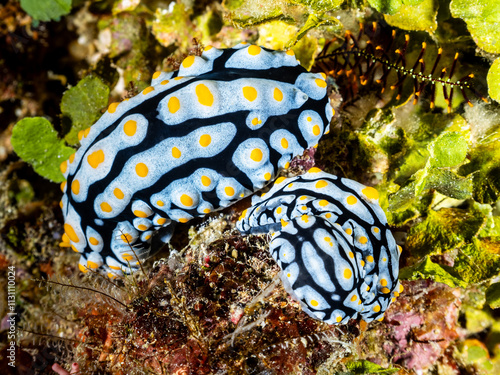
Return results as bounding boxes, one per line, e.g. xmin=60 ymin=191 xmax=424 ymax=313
xmin=381 ymin=279 xmax=463 ymax=371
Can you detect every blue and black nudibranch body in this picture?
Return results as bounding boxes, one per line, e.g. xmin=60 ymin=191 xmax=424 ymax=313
xmin=237 ymin=169 xmax=402 ymax=324
xmin=60 ymin=43 xmax=401 ymax=324
xmin=60 ymin=44 xmax=332 ymax=276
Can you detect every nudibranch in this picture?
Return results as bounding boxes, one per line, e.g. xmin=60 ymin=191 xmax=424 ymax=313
xmin=237 ymin=169 xmax=402 ymax=324
xmin=59 ymin=44 xmax=333 ymax=278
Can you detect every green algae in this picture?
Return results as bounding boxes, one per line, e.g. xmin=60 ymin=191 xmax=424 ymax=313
xmin=291 ymin=0 xmax=344 ymax=12
xmin=11 ymin=117 xmax=74 ymax=183
xmin=399 ymin=256 xmax=467 ymax=288
xmin=450 ymin=0 xmax=500 ymax=54
xmin=61 ymin=76 xmax=110 ymax=146
xmin=487 ymin=58 xmax=500 ymax=103
xmin=459 ymin=125 xmax=500 ymax=204
xmin=20 ymin=0 xmax=71 ymax=22
xmin=428 ymin=131 xmax=468 ymax=168
xmin=384 ymin=0 xmax=437 ymax=32
xmin=403 ymin=203 xmax=500 ymax=284
xmin=345 ymin=359 xmax=398 ymax=374
xmin=486 ymin=282 xmax=500 ymax=309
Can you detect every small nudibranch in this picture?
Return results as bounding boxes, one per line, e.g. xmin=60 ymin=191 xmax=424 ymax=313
xmin=236 ymin=168 xmax=402 ymax=324
xmin=59 ymin=44 xmax=333 ymax=277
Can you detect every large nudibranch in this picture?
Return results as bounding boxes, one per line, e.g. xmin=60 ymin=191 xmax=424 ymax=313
xmin=59 ymin=44 xmax=332 ymax=278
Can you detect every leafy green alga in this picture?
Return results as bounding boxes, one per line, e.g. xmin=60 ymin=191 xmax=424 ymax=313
xmin=367 ymin=0 xmax=425 ymax=16
xmin=487 ymin=58 xmax=500 ymax=103
xmin=467 ymin=344 xmax=489 ymax=362
xmin=481 ymin=215 xmax=500 ymax=237
xmin=11 ymin=117 xmax=74 ymax=183
xmin=345 ymin=359 xmax=398 ymax=374
xmin=257 ymin=21 xmax=298 ymax=50
xmin=463 ymin=306 xmax=495 ymax=333
xmin=60 ymin=76 xmax=109 ymax=146
xmin=388 ymin=169 xmax=473 ymax=212
xmin=290 ymin=0 xmax=344 ymax=12
xmin=429 ymin=132 xmax=468 ymax=168
xmin=292 ymin=13 xmax=342 ymax=48
xmin=394 ymin=113 xmax=466 ymax=180
xmin=367 ymin=0 xmax=404 ymax=15
xmin=388 ymin=130 xmax=472 ymax=217
xmin=226 ymin=1 xmax=287 ymax=28
xmin=405 ymin=203 xmax=487 ymax=258
xmin=486 ymin=282 xmax=500 ymax=309
xmin=195 ymin=8 xmax=224 ymax=39
xmin=257 ymin=21 xmax=320 ymax=70
xmin=292 ymin=34 xmax=321 ymax=70
xmin=223 ymin=0 xmax=245 ymax=10
xmin=461 ymin=339 xmax=497 ymax=373
xmin=384 ymin=0 xmax=437 ymax=33
xmin=20 ymin=0 xmax=71 ymax=22
xmin=459 ymin=127 xmax=500 ymax=204
xmin=405 ymin=203 xmax=500 ymax=284
xmin=450 ymin=0 xmax=500 ymax=54
xmin=399 ymin=256 xmax=467 ymax=288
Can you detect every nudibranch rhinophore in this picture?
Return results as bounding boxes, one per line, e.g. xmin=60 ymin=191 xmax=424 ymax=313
xmin=237 ymin=169 xmax=402 ymax=324
xmin=59 ymin=44 xmax=333 ymax=278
